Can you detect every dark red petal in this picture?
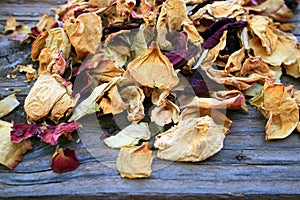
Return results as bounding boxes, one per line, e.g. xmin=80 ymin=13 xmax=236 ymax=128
xmin=51 ymin=148 xmax=80 ymax=173
xmin=11 ymin=124 xmax=40 ymax=143
xmin=202 ymin=19 xmax=247 ymax=49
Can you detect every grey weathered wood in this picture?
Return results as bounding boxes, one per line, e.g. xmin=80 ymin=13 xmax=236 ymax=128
xmin=1 ymin=1 xmax=300 ymax=199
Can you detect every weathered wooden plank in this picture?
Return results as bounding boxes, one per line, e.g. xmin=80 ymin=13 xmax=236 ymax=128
xmin=2 ymin=162 xmax=300 ymax=187
xmin=1 ymin=176 xmax=300 ymax=197
xmin=0 ymin=1 xmax=300 ymax=199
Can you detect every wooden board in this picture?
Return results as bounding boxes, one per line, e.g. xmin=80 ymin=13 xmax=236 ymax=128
xmin=1 ymin=1 xmax=300 ymax=199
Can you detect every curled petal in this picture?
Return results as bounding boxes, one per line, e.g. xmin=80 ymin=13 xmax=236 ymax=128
xmin=51 ymin=148 xmax=80 ymax=173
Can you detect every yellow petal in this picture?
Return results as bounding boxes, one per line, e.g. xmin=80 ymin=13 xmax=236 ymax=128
xmin=0 ymin=120 xmax=32 ymax=169
xmin=116 ymin=142 xmax=153 ymax=178
xmin=125 ymin=42 xmax=179 ymax=90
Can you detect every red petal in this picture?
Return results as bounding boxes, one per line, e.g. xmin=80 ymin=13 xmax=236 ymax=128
xmin=51 ymin=148 xmax=80 ymax=173
xmin=39 ymin=121 xmax=80 ymax=145
xmin=11 ymin=124 xmax=40 ymax=143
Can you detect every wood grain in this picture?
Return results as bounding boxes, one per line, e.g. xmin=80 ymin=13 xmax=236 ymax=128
xmin=0 ymin=1 xmax=300 ymax=199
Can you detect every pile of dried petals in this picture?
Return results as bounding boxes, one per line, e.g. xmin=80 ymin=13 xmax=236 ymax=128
xmin=1 ymin=0 xmax=300 ymax=178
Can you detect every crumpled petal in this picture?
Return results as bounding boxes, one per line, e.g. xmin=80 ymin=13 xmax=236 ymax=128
xmin=0 ymin=120 xmax=32 ymax=170
xmin=180 ymin=107 xmax=232 ymax=132
xmin=211 ymin=90 xmax=248 ymax=112
xmin=250 ymin=81 xmax=299 ymax=140
xmin=51 ymin=147 xmax=80 ymax=173
xmin=249 ymin=31 xmax=300 ymax=66
xmin=284 ymin=56 xmax=300 ymax=78
xmin=202 ymin=67 xmax=266 ymax=90
xmin=31 ymin=13 xmax=56 ymax=36
xmin=124 ymin=42 xmax=179 ymax=90
xmin=2 ymin=16 xmax=19 ymax=35
xmin=151 ymin=99 xmax=180 ymax=126
xmin=69 ymin=76 xmax=121 ymax=121
xmin=0 ymin=94 xmax=20 ymax=118
xmin=116 ymin=142 xmax=153 ymax=178
xmin=11 ymin=121 xmax=79 ymax=145
xmin=99 ymin=85 xmax=127 ymax=115
xmin=119 ymin=85 xmax=145 ymax=123
xmin=115 ymin=0 xmax=136 ymax=23
xmin=154 ymin=116 xmax=228 ymax=162
xmin=252 ymin=0 xmax=293 ymax=22
xmin=38 ymin=121 xmax=80 ymax=145
xmin=248 ymin=15 xmax=278 ymax=55
xmin=24 ymin=73 xmax=78 ymax=124
xmin=180 ymin=91 xmax=247 ymax=111
xmin=132 ymin=0 xmax=152 ymax=18
xmin=102 ymin=30 xmax=131 ymax=68
xmin=156 ymin=0 xmax=202 ymax=51
xmin=190 ymin=1 xmax=246 ymax=21
xmin=31 ymin=31 xmax=49 ymax=61
xmin=63 ymin=12 xmax=102 ymax=60
xmin=18 ymin=64 xmax=38 ymax=82
xmin=45 ymin=27 xmax=71 ymax=60
xmin=200 ymin=30 xmax=227 ymax=67
xmin=224 ymin=47 xmax=245 ymax=73
xmin=103 ymin=122 xmax=150 ymax=148
xmin=238 ymin=56 xmax=277 ymax=82
xmin=202 ymin=19 xmax=247 ymax=50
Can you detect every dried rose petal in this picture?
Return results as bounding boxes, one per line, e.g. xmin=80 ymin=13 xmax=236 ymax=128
xmin=202 ymin=19 xmax=247 ymax=49
xmin=256 ymin=0 xmax=293 ymax=22
xmin=248 ymin=15 xmax=278 ymax=55
xmin=2 ymin=16 xmax=19 ymax=35
xmin=116 ymin=142 xmax=153 ymax=178
xmin=51 ymin=148 xmax=80 ymax=173
xmin=0 ymin=94 xmax=20 ymax=118
xmin=31 ymin=31 xmax=48 ymax=61
xmin=0 ymin=120 xmax=32 ymax=170
xmin=124 ymin=42 xmax=179 ymax=90
xmin=63 ymin=12 xmax=102 ymax=60
xmin=11 ymin=123 xmax=40 ymax=143
xmin=11 ymin=121 xmax=79 ymax=145
xmin=151 ymin=99 xmax=180 ymax=126
xmin=120 ymin=84 xmax=145 ymax=123
xmin=165 ymin=43 xmax=200 ymax=70
xmin=154 ymin=116 xmax=228 ymax=162
xmin=18 ymin=64 xmax=38 ymax=82
xmin=190 ymin=1 xmax=246 ymax=21
xmin=132 ymin=0 xmax=152 ymax=18
xmin=24 ymin=73 xmax=77 ymax=124
xmin=250 ymin=81 xmax=299 ymax=140
xmin=103 ymin=122 xmax=150 ymax=148
xmin=156 ymin=0 xmax=202 ymax=51
xmin=69 ymin=77 xmax=121 ymax=121
xmin=45 ymin=27 xmax=71 ymax=60
xmin=31 ymin=13 xmax=56 ymax=36
xmin=38 ymin=121 xmax=80 ymax=145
